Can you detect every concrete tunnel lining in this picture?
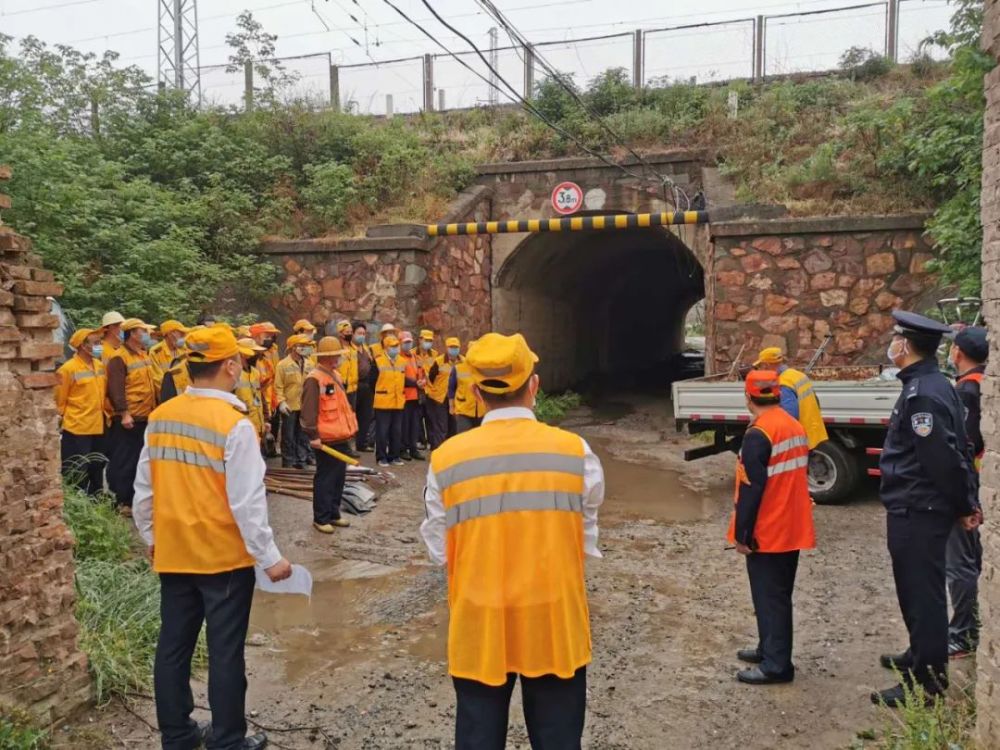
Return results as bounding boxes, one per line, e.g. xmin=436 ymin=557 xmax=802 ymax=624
xmin=494 ymin=224 xmax=705 ymax=391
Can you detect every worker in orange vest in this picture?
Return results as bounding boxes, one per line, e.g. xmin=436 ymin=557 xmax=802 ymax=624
xmin=946 ymin=326 xmax=987 ymax=659
xmin=729 ymin=370 xmax=816 ymax=685
xmin=399 ymin=331 xmax=427 ymax=461
xmin=421 ymin=332 xmax=605 ymax=749
xmin=301 ymin=337 xmax=358 ymax=533
xmin=133 ymin=326 xmax=290 ymax=750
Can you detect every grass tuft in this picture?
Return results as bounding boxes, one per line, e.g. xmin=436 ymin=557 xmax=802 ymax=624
xmin=535 ymin=391 xmax=583 ymax=424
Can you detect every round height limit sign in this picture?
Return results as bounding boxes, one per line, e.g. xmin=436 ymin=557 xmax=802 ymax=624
xmin=551 ymin=181 xmax=584 ymax=215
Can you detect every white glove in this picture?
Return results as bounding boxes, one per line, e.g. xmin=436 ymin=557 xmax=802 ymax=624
xmin=278 ymin=402 xmax=291 ymax=416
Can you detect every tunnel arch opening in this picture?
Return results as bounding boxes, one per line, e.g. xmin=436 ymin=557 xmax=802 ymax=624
xmin=493 ymin=220 xmax=705 ymax=391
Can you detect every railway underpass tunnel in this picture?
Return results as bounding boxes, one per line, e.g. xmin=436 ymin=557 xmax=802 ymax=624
xmin=493 ymin=224 xmax=706 ymax=392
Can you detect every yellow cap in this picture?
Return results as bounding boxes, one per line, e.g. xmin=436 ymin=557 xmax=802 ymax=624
xmin=122 ymin=318 xmax=155 ymax=332
xmin=210 ymin=321 xmax=233 ymax=332
xmin=383 ymin=334 xmax=400 ymax=347
xmin=420 ymin=329 xmax=434 ymax=341
xmin=286 ymin=334 xmax=311 ymax=350
xmin=293 ymin=319 xmax=316 ymax=333
xmin=466 ymin=333 xmax=539 ymax=394
xmin=70 ymin=328 xmax=96 ymax=350
xmin=336 ymin=319 xmax=352 ymax=333
xmin=186 ymin=327 xmax=244 ymax=363
xmin=753 ymin=347 xmax=785 ymax=366
xmin=317 ymin=336 xmax=348 ymax=357
xmin=235 ymin=325 xmax=251 ymax=338
xmin=237 ymin=337 xmax=266 ymax=354
xmin=160 ymin=320 xmax=189 ymax=336
xmin=446 ymin=336 xmax=461 ymax=348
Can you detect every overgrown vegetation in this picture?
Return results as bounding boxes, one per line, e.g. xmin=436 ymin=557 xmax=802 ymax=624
xmin=852 ymin=682 xmax=976 ymax=749
xmin=63 ymin=487 xmax=204 ymax=704
xmin=535 ymin=390 xmax=583 ymax=424
xmin=0 ymin=1 xmax=989 ymax=325
xmin=0 ymin=709 xmax=48 ymax=750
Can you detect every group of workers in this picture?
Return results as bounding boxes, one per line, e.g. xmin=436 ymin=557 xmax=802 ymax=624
xmin=725 ymin=311 xmax=987 ymax=712
xmin=54 ymin=310 xmax=488 ymax=533
xmin=54 ymin=298 xmax=990 ymax=749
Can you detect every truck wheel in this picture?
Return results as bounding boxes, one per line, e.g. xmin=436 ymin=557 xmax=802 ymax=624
xmin=808 ymin=441 xmax=860 ymax=505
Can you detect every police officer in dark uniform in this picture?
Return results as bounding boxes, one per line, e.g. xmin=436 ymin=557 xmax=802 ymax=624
xmin=874 ymin=310 xmax=981 ymax=707
xmin=946 ymin=326 xmax=987 ymax=658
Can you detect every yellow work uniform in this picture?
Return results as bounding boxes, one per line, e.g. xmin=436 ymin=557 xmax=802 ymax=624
xmin=418 ymin=349 xmax=439 ymax=395
xmin=165 ymin=355 xmax=190 ymax=397
xmin=100 ymin=338 xmax=122 ymax=364
xmin=430 ymin=417 xmax=591 ymax=686
xmin=147 ymin=393 xmax=256 ymax=574
xmin=235 ymin=366 xmax=266 ymax=438
xmin=338 ymin=344 xmax=359 ymax=394
xmin=55 ymin=354 xmax=106 ymax=435
xmin=427 ymin=354 xmax=458 ymax=404
xmin=108 ymin=346 xmax=157 ymax=418
xmin=275 ymin=355 xmax=311 ymax=412
xmin=149 ymin=341 xmax=181 ymax=393
xmin=373 ymin=353 xmax=407 ymax=410
xmin=453 ymin=361 xmax=484 ymax=419
xmin=779 ymin=367 xmax=829 ymax=449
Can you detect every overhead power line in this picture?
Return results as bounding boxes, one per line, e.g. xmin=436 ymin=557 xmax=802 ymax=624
xmin=1 ymin=0 xmax=101 ymax=15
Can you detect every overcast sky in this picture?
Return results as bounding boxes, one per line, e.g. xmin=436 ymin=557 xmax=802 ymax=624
xmin=0 ymin=0 xmax=954 ymax=113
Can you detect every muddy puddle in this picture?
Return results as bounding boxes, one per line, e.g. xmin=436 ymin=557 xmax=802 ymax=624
xmin=585 ymin=435 xmax=712 ymax=524
xmin=249 ymin=558 xmax=448 ymax=682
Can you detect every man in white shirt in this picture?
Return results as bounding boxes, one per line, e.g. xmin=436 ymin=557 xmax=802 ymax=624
xmin=134 ymin=326 xmax=290 ymax=750
xmin=420 ymin=332 xmax=604 ymax=750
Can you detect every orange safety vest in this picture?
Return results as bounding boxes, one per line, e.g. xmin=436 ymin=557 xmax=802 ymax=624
xmin=374 ymin=353 xmax=407 ymax=410
xmin=727 ymin=407 xmax=816 ymax=553
xmin=957 ymin=371 xmax=985 ymax=471
xmin=431 ymin=417 xmax=591 ymax=686
xmin=453 ymin=361 xmax=484 ymax=419
xmin=402 ymin=351 xmax=421 ymax=401
xmin=427 ymin=354 xmax=459 ymax=404
xmin=306 ymin=366 xmax=358 ymax=442
xmin=147 ymin=393 xmax=256 ymax=574
xmin=109 ymin=346 xmax=157 ymax=419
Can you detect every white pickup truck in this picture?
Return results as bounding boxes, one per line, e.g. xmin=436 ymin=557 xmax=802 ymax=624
xmin=671 ymin=366 xmax=901 ymax=504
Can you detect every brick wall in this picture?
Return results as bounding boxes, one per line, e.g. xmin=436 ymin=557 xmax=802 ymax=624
xmin=0 ymin=170 xmax=91 ymax=724
xmin=977 ymin=0 xmax=1000 ymax=742
xmin=708 ymin=215 xmax=941 ymax=374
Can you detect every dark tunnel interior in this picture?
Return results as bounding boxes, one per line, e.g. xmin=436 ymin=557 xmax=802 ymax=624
xmin=494 ymin=225 xmax=705 ymax=391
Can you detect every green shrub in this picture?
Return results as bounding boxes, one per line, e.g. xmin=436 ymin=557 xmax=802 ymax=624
xmin=840 ymin=46 xmax=893 ymax=81
xmin=0 ymin=710 xmax=48 ymax=750
xmin=301 ymin=161 xmax=357 ymax=230
xmin=62 ymin=488 xmax=132 ymax=563
xmin=853 ymin=681 xmax=975 ymax=748
xmin=535 ymin=390 xmax=583 ymax=424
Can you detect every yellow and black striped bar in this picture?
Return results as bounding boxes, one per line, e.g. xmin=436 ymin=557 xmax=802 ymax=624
xmin=426 ymin=211 xmax=710 ymax=237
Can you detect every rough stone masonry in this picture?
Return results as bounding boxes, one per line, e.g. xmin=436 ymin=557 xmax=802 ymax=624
xmin=978 ymin=0 xmax=1000 ymax=743
xmin=0 ymin=167 xmax=91 ymax=724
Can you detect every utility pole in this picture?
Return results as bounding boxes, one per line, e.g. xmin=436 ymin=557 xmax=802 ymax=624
xmin=157 ymin=0 xmax=202 ymax=104
xmin=886 ymin=0 xmax=900 ymax=63
xmin=488 ymin=27 xmax=499 ymax=106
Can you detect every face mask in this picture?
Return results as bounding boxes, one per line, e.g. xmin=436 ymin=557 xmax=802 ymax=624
xmin=249 ymin=355 xmax=260 ymax=366
xmin=421 ymin=341 xmax=433 ymax=351
xmin=401 ymin=342 xmax=413 ymax=353
xmin=387 ymin=346 xmax=400 ymax=359
xmin=119 ymin=330 xmax=127 ymax=343
xmin=89 ymin=344 xmax=103 ymax=359
xmin=354 ymin=334 xmax=366 ymax=345
xmin=176 ymin=337 xmax=186 ymax=349
xmin=887 ymin=339 xmax=907 ymax=365
xmin=447 ymin=347 xmax=460 ymax=358
xmin=140 ymin=333 xmax=153 ymax=349
xmin=264 ymin=337 xmax=275 ymax=348
xmin=298 ymin=347 xmax=315 ymax=358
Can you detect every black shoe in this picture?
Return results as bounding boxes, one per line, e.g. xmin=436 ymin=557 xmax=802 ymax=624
xmin=948 ymin=640 xmax=976 ymax=659
xmin=737 ymin=648 xmax=763 ymax=664
xmin=409 ymin=450 xmax=426 ymax=461
xmin=736 ymin=666 xmax=794 ymax=685
xmin=880 ymin=651 xmax=913 ymax=671
xmin=196 ymin=720 xmax=211 ymax=747
xmin=241 ymin=733 xmax=268 ymax=750
xmin=401 ymin=453 xmax=413 ymax=461
xmin=293 ymin=463 xmax=305 ymax=470
xmin=358 ymin=445 xmax=374 ymax=453
xmin=281 ymin=460 xmax=293 ymax=468
xmin=306 ymin=459 xmax=316 ymax=467
xmin=344 ymin=448 xmax=360 ymax=459
xmin=870 ymin=683 xmax=940 ymax=708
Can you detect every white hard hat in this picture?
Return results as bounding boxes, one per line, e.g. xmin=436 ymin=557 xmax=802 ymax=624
xmin=101 ymin=311 xmax=125 ymax=327
xmin=379 ymin=323 xmax=398 ymax=335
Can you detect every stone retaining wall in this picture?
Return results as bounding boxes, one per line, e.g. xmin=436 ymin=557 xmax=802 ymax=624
xmin=708 ymin=215 xmax=941 ymax=373
xmin=0 ymin=169 xmax=91 ymax=724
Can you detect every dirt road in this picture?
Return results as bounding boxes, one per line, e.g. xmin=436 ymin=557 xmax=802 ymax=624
xmin=68 ymin=394 xmax=972 ymax=749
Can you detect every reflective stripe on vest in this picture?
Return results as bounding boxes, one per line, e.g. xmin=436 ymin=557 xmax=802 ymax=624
xmin=148 ymin=444 xmax=226 ymax=473
xmin=767 ymin=454 xmax=809 ymax=477
xmin=147 ymin=419 xmax=229 ymax=447
xmin=72 ymin=370 xmax=96 ymax=382
xmin=438 ymin=452 xmax=586 ymax=492
xmin=446 ymin=490 xmax=583 ymax=529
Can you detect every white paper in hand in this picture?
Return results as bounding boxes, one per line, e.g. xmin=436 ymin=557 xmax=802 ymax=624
xmin=254 ymin=564 xmax=313 ymax=597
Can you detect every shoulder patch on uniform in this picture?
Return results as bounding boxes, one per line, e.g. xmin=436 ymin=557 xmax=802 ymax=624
xmin=911 ymin=412 xmax=933 ymax=437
